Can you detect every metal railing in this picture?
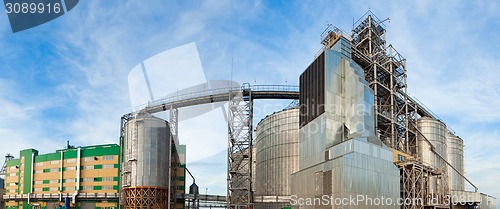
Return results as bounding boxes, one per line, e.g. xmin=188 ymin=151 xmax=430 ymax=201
xmin=134 ymin=84 xmax=299 ymax=112
xmin=3 ymin=193 xmax=119 ymax=200
xmin=410 ymin=95 xmax=459 ymax=136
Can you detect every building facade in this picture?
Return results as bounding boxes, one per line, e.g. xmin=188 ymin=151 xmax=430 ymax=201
xmin=3 ymin=144 xmax=120 ymax=209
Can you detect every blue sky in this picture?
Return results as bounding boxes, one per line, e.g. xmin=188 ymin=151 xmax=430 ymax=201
xmin=0 ymin=0 xmax=498 ymax=205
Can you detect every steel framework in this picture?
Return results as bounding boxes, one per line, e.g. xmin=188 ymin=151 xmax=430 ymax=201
xmin=0 ymin=153 xmax=14 ymax=179
xmin=397 ymin=161 xmax=438 ymax=209
xmin=227 ymin=87 xmax=253 ymax=209
xmin=123 ymin=186 xmax=169 ymax=209
xmin=348 ymin=11 xmax=454 ymax=209
xmin=169 ymin=107 xmax=179 ymax=209
xmin=351 ymin=11 xmax=416 ymax=154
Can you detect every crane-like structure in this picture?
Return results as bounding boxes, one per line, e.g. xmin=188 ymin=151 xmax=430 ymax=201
xmin=0 ymin=153 xmax=15 ymax=179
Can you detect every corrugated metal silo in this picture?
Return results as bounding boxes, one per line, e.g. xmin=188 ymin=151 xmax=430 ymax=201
xmin=446 ymin=130 xmax=465 ymax=191
xmin=417 ymin=117 xmax=447 ymax=169
xmin=417 ymin=117 xmax=448 ymax=195
xmin=121 ymin=113 xmax=170 ymax=209
xmin=254 ymin=108 xmax=299 ymax=209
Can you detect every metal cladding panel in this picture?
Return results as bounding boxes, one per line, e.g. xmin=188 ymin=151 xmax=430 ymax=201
xmin=417 ymin=117 xmax=447 ymax=170
xmin=123 ymin=114 xmax=170 ymax=188
xmin=299 ymin=52 xmax=325 ymax=127
xmin=255 ymin=108 xmax=299 ymax=197
xmin=290 ymin=138 xmax=400 ymax=209
xmin=446 ymin=131 xmax=465 ymax=191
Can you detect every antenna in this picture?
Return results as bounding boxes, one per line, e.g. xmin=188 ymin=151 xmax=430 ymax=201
xmin=231 ymin=48 xmax=234 ymax=88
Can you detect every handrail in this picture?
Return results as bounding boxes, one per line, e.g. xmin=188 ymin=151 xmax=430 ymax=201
xmin=134 ymin=84 xmax=299 ymax=112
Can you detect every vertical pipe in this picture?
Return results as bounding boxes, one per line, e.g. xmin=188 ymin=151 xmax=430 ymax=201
xmin=60 ymin=151 xmax=64 ymax=202
xmin=168 ymin=106 xmax=173 ymax=209
xmin=73 ymin=147 xmax=81 ymax=204
xmin=248 ymin=95 xmax=253 ymax=204
xmin=389 ymin=46 xmax=395 ymax=149
xmin=29 ymin=152 xmax=34 ymax=204
xmin=118 ymin=116 xmax=126 ymax=209
xmin=77 ymin=147 xmax=81 ymax=189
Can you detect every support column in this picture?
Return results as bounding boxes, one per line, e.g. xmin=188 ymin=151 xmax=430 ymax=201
xmin=227 ymin=87 xmax=253 ymax=209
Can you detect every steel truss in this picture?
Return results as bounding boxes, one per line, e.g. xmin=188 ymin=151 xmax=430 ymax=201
xmin=123 ymin=186 xmax=169 ymax=209
xmin=350 ymin=11 xmax=452 ymax=209
xmin=169 ymin=107 xmax=179 ymax=209
xmin=227 ymin=87 xmax=253 ymax=209
xmin=397 ymin=160 xmax=448 ymax=209
xmin=0 ymin=153 xmax=14 ymax=178
xmin=351 ymin=11 xmax=416 ymax=155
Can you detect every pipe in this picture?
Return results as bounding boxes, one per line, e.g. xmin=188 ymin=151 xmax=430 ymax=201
xmin=185 ymin=167 xmax=195 ymax=184
xmin=413 ymin=125 xmax=478 ymax=192
xmin=60 ymin=150 xmax=64 ymax=202
xmin=29 ymin=151 xmax=34 ymax=204
xmin=73 ymin=147 xmax=81 ymax=204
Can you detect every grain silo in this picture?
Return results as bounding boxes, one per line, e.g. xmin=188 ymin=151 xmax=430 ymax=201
xmin=417 ymin=117 xmax=448 ymax=195
xmin=446 ymin=130 xmax=465 ymax=191
xmin=121 ymin=113 xmax=171 ymax=209
xmin=254 ymin=108 xmax=299 ymax=209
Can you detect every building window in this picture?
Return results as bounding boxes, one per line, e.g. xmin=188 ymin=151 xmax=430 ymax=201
xmin=9 ymin=173 xmax=16 ymax=176
xmin=82 ymin=178 xmax=93 ymax=182
xmin=50 ymin=160 xmax=59 ymax=165
xmin=50 ymin=168 xmax=59 ymax=172
xmin=35 ymin=162 xmax=44 ymax=167
xmin=103 ymin=177 xmax=114 ymax=182
xmin=66 ymin=186 xmax=75 ymax=191
xmin=50 ymin=187 xmax=58 ymax=191
xmin=9 ymin=166 xmax=17 ymax=170
xmin=34 ymin=188 xmax=42 ymax=192
xmin=102 ymin=185 xmax=114 ymax=190
xmin=34 ymin=181 xmax=43 ymax=184
xmin=66 ymin=166 xmax=76 ymax=171
xmin=103 ymin=164 xmax=114 ymax=169
xmin=84 ymin=165 xmax=93 ymax=170
xmin=66 ymin=159 xmax=76 ymax=163
xmin=34 ymin=170 xmax=43 ymax=174
xmin=65 ymin=178 xmax=75 ymax=183
xmin=9 ymin=183 xmax=16 ymax=186
xmin=103 ymin=155 xmax=114 ymax=160
xmin=50 ymin=179 xmax=58 ymax=184
xmin=84 ymin=157 xmax=95 ymax=162
xmin=83 ymin=186 xmax=93 ymax=190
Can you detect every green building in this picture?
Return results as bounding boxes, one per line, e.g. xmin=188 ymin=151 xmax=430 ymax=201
xmin=3 ymin=144 xmax=120 ymax=209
